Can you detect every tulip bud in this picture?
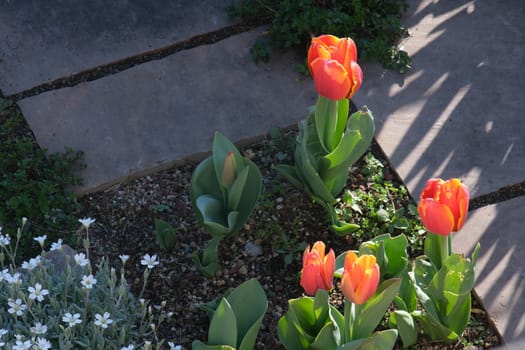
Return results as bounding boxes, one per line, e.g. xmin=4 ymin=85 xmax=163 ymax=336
xmin=300 ymin=241 xmax=335 ymax=296
xmin=341 ymin=251 xmax=380 ymax=305
xmin=417 ymin=178 xmax=469 ymax=236
xmin=221 ymin=151 xmax=236 ymax=188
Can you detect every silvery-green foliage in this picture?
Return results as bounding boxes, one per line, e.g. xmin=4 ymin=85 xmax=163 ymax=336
xmin=0 ymin=220 xmax=171 ymax=350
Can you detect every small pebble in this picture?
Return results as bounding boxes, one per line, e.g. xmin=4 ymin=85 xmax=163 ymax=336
xmin=244 ymin=241 xmax=262 ymax=257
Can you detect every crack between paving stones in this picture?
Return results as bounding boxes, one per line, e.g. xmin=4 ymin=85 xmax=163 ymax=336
xmin=5 ymin=18 xmax=271 ymax=102
xmin=470 ymin=180 xmax=525 ymax=210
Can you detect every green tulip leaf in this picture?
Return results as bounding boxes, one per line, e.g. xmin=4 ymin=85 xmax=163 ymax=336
xmin=190 ymin=157 xmax=223 ymax=212
xmin=315 ymin=96 xmax=337 ymax=152
xmin=227 ymin=166 xmax=249 ymax=211
xmin=347 ymin=329 xmax=398 ymax=350
xmin=412 ymin=255 xmax=438 ymax=290
xmin=377 ymin=234 xmax=409 ymax=278
xmin=389 ymin=310 xmax=417 ymax=348
xmin=335 ymin=339 xmax=365 ymax=350
xmin=226 ymin=278 xmax=268 ymax=350
xmin=278 ymin=291 xmax=344 ymax=350
xmin=196 ymin=195 xmax=228 ymax=231
xmin=353 ymin=278 xmax=401 ymax=339
xmin=411 ymin=310 xmax=458 ymax=341
xmin=192 ymin=237 xmax=222 ymax=278
xmin=191 ymin=340 xmax=236 ymax=350
xmin=208 ymin=298 xmax=237 ymax=347
xmin=192 ymin=250 xmax=220 ymax=279
xmin=278 ymin=312 xmax=311 ymax=350
xmin=231 ymin=160 xmax=262 ymax=233
xmin=226 ymin=211 xmax=239 ymax=233
xmin=319 ymin=109 xmax=374 ymax=196
xmin=295 ymin=118 xmax=336 ymax=204
xmin=331 ymin=220 xmax=360 ymax=236
xmin=310 ymin=322 xmax=340 ymax=350
xmin=275 ymin=164 xmax=305 ymax=190
xmin=424 ymin=253 xmax=475 ymax=335
xmin=424 ymin=233 xmax=447 ymax=270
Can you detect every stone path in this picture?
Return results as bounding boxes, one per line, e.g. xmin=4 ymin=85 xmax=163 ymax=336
xmin=1 ymin=0 xmax=524 ymax=346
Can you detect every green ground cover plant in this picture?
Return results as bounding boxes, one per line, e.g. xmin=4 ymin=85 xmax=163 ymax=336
xmin=227 ymin=0 xmax=411 ymax=72
xmin=0 ymin=99 xmax=84 ymax=259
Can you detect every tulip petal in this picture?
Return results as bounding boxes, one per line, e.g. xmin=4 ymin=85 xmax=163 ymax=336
xmin=418 ymin=198 xmax=455 ymax=236
xmin=455 ymin=183 xmax=469 ymax=230
xmin=323 ymin=249 xmax=335 ymax=289
xmin=341 ymin=270 xmax=357 ymax=303
xmin=301 ymin=263 xmax=324 ymax=295
xmin=311 ymin=241 xmax=326 ymax=257
xmin=355 ymin=264 xmax=379 ymax=305
xmin=346 ymin=61 xmax=363 ymax=99
xmin=310 ymin=59 xmax=351 ymax=101
xmin=333 ymin=37 xmax=358 ymax=69
xmin=316 ymin=34 xmax=341 ymax=48
xmin=420 ymin=178 xmax=443 ymax=201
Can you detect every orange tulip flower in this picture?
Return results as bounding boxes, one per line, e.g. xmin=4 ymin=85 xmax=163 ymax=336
xmin=300 ymin=241 xmax=335 ymax=296
xmin=418 ymin=178 xmax=469 ymax=236
xmin=341 ymin=251 xmax=380 ymax=305
xmin=307 ymin=34 xmax=363 ymax=101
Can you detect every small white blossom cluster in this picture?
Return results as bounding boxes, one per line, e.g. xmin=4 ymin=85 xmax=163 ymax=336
xmin=0 ymin=218 xmax=171 ymax=349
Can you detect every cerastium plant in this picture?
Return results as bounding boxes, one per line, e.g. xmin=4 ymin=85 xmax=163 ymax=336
xmin=0 ymin=217 xmax=172 ymax=350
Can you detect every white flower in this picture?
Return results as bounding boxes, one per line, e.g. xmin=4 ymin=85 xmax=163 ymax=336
xmin=30 ymin=322 xmax=48 ymax=335
xmin=50 ymin=239 xmax=63 ymax=251
xmin=0 ymin=268 xmax=9 ymax=282
xmin=28 ymin=283 xmax=49 ymax=302
xmin=7 ymin=298 xmax=26 ymax=316
xmin=94 ymin=312 xmax=113 ymax=329
xmin=0 ymin=234 xmax=10 ymax=247
xmin=21 ymin=256 xmax=41 ymax=270
xmin=119 ymin=254 xmax=129 ymax=264
xmin=121 ymin=346 xmax=134 ymax=350
xmin=0 ymin=328 xmax=6 ymax=337
xmin=81 ymin=274 xmax=97 ymax=289
xmin=62 ymin=312 xmax=82 ymax=327
xmin=141 ymin=254 xmax=159 ymax=269
xmin=74 ymin=252 xmax=89 ymax=267
xmin=12 ymin=336 xmax=31 ymax=350
xmin=78 ymin=217 xmax=96 ymax=229
xmin=33 ymin=235 xmax=47 ymax=247
xmin=168 ymin=342 xmax=182 ymax=350
xmin=5 ymin=272 xmax=21 ymax=285
xmin=33 ymin=337 xmax=52 ymax=350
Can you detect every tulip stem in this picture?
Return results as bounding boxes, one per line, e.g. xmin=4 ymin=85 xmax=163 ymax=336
xmin=344 ymin=300 xmax=361 ymax=342
xmin=343 ymin=300 xmax=351 ymax=342
xmin=440 ymin=234 xmax=450 ymax=266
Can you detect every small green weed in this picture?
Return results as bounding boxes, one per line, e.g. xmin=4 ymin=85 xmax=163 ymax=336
xmin=154 ymin=218 xmax=178 ymax=252
xmin=256 ymin=217 xmax=306 ymax=267
xmin=266 ymin=126 xmax=296 ymax=164
xmin=0 ymin=99 xmax=84 ymax=258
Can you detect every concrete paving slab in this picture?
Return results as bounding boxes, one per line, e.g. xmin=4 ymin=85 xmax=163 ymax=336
xmin=452 ymin=196 xmax=525 ymax=342
xmin=355 ymin=0 xmax=525 ymax=198
xmin=0 ymin=0 xmax=233 ymax=95
xmin=18 ymin=28 xmax=316 ymax=194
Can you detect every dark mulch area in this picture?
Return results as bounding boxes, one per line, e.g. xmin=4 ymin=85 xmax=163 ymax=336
xmin=78 ymin=132 xmax=502 ymax=349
